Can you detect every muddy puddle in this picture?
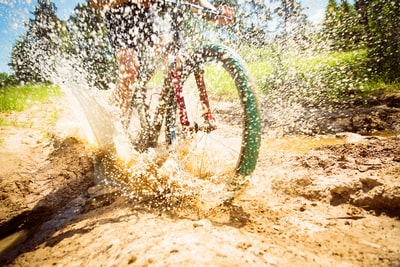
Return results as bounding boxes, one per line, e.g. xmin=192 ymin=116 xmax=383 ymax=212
xmin=1 ymin=95 xmax=400 ymax=266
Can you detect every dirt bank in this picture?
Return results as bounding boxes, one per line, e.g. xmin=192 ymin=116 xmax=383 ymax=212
xmin=0 ymin=94 xmax=399 ymax=266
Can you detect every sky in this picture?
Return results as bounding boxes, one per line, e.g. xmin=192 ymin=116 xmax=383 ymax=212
xmin=0 ymin=0 xmax=84 ymax=73
xmin=0 ymin=0 xmax=330 ymax=74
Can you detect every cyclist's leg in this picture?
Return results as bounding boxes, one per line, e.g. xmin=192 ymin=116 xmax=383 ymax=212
xmin=104 ymin=3 xmax=162 ymax=126
xmin=111 ymin=47 xmax=140 ymax=127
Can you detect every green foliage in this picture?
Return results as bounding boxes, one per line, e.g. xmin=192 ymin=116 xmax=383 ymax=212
xmin=10 ymin=0 xmax=68 ymax=83
xmin=213 ymin=0 xmax=271 ymax=48
xmin=322 ymin=0 xmax=400 ymax=81
xmin=68 ymin=3 xmax=116 ymax=90
xmin=220 ymin=0 xmax=311 ymax=49
xmin=9 ymin=1 xmax=116 ymax=89
xmin=274 ymin=0 xmax=309 ymax=42
xmin=0 ymin=83 xmax=61 ymax=113
xmin=364 ymin=0 xmax=400 ymax=81
xmin=322 ymin=0 xmax=364 ymax=51
xmin=10 ymin=35 xmax=41 ymax=83
xmin=0 ymin=73 xmax=17 ymax=88
xmin=240 ymin=43 xmax=393 ymax=106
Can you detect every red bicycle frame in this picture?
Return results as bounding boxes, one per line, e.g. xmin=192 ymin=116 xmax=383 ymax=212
xmin=170 ymin=68 xmax=215 ymax=131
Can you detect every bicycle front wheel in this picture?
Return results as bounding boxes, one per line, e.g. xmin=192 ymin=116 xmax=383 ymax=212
xmin=171 ymin=44 xmax=262 ymax=178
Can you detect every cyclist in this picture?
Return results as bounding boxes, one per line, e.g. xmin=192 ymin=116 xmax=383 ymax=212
xmin=88 ymin=0 xmax=235 ymax=126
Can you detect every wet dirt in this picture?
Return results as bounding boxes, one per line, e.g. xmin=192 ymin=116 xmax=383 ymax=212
xmin=0 ymin=94 xmax=399 ymax=266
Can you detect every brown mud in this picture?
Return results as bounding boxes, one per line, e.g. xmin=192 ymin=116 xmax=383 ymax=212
xmin=0 ymin=94 xmax=399 ymax=266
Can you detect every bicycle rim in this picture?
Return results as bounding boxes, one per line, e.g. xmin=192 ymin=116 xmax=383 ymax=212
xmin=173 ymin=44 xmax=262 ymax=178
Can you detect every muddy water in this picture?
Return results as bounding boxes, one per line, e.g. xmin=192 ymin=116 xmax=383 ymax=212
xmin=91 ymin=131 xmax=354 ymax=218
xmin=0 ymin=231 xmax=29 ymax=256
xmin=1 ymin=97 xmax=400 ymax=266
xmin=261 ymin=134 xmax=347 ymax=155
xmin=2 ymin=58 xmax=399 ymax=265
xmin=0 ymin=132 xmax=348 ymax=255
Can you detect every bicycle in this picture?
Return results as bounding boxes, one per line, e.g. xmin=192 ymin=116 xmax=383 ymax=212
xmin=124 ymin=0 xmax=262 ymax=179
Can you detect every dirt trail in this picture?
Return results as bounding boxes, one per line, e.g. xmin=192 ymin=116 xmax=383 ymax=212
xmin=0 ymin=95 xmax=399 ymax=266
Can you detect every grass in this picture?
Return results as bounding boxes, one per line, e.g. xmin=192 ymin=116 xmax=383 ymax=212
xmin=359 ymin=79 xmax=400 ymax=96
xmin=243 ymin=46 xmax=369 ymax=77
xmin=0 ymin=83 xmax=62 ymax=128
xmin=0 ymin=83 xmax=61 ymax=112
xmin=240 ymin=45 xmax=400 ymax=100
xmin=147 ymin=63 xmax=240 ymax=100
xmin=144 ymin=45 xmax=399 ymax=103
xmin=295 ymin=50 xmax=368 ymax=70
xmin=248 ymin=61 xmax=273 ymax=85
xmin=202 ymin=63 xmax=238 ymax=99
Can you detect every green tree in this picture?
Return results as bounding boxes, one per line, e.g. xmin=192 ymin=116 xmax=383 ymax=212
xmin=323 ymin=0 xmax=365 ymax=51
xmin=211 ymin=0 xmax=271 ymax=48
xmin=10 ymin=35 xmax=39 ymax=82
xmin=274 ymin=0 xmax=310 ymax=48
xmin=237 ymin=0 xmax=271 ymax=47
xmin=322 ymin=0 xmax=339 ymax=40
xmin=10 ymin=0 xmax=67 ymax=82
xmin=364 ymin=0 xmax=400 ymax=81
xmin=68 ymin=3 xmax=116 ymax=89
xmin=0 ymin=72 xmax=16 ymax=88
xmin=321 ymin=0 xmax=399 ymax=80
xmin=26 ymin=0 xmax=67 ymax=80
xmin=337 ymin=1 xmax=364 ymax=50
xmin=354 ymin=0 xmax=369 ymax=37
xmin=322 ymin=0 xmax=363 ymax=50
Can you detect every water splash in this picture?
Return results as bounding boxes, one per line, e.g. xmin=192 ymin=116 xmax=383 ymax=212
xmin=4 ymin=0 xmax=341 ymax=209
xmin=30 ymin=45 xmax=240 ymax=209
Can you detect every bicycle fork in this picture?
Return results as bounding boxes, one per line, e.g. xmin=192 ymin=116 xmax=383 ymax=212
xmin=194 ymin=68 xmax=216 ymax=132
xmin=131 ymin=65 xmax=217 ymax=150
xmin=171 ymin=67 xmax=216 ymax=134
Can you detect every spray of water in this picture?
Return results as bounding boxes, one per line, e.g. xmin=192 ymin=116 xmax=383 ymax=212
xmin=5 ymin=0 xmax=368 ymax=208
xmin=19 ymin=30 xmax=240 ymax=210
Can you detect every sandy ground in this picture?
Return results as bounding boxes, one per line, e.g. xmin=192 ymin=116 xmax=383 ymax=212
xmin=0 ymin=95 xmax=400 ymax=267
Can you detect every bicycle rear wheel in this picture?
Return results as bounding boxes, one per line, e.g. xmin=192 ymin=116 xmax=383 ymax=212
xmin=169 ymin=44 xmax=262 ymax=177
